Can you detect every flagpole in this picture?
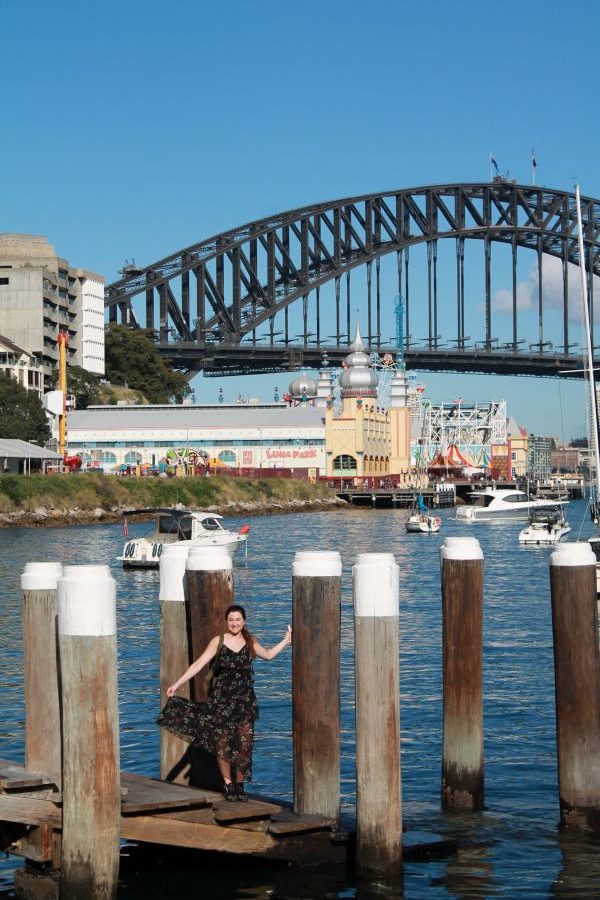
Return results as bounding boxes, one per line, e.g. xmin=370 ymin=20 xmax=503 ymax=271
xmin=489 ymin=151 xmax=493 ymax=183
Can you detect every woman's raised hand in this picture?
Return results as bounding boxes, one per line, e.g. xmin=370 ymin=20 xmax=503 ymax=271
xmin=166 ymin=684 xmax=178 ymax=698
xmin=284 ymin=625 xmax=292 ymax=645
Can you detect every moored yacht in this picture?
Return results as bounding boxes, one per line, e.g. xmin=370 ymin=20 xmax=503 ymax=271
xmin=118 ymin=507 xmax=249 ymax=568
xmin=518 ymin=506 xmax=571 ymax=545
xmin=457 ymin=487 xmax=566 ymax=522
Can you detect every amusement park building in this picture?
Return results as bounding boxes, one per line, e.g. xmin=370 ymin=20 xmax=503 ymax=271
xmin=66 ymin=327 xmax=413 ymax=478
xmin=323 ymin=326 xmax=411 ymax=479
xmin=67 ymin=402 xmax=327 ymax=474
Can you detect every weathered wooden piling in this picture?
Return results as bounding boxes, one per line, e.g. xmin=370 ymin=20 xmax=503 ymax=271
xmin=440 ymin=536 xmax=484 ymax=812
xmin=20 ymin=561 xmax=63 ymax=783
xmin=185 ymin=546 xmax=234 ymax=701
xmin=550 ymin=542 xmax=600 ymax=831
xmin=159 ymin=544 xmax=191 ymax=781
xmin=291 ymin=550 xmax=342 ymax=821
xmin=58 ymin=565 xmax=120 ymax=900
xmin=185 ymin=546 xmax=233 ymax=789
xmin=353 ymin=551 xmax=402 ymax=882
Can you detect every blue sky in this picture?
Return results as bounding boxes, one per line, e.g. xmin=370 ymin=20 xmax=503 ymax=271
xmin=3 ymin=0 xmax=600 ymax=440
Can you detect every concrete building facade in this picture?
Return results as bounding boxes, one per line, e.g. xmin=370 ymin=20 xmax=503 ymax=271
xmin=0 ymin=234 xmax=105 ymax=377
xmin=527 ymin=434 xmax=553 ymax=481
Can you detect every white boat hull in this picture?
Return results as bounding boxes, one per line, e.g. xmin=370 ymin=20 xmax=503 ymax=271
xmin=405 ymin=514 xmax=441 ymax=534
xmin=457 ymin=500 xmax=566 ymax=523
xmin=118 ymin=533 xmax=246 ymax=568
xmin=518 ymin=523 xmax=571 ymax=545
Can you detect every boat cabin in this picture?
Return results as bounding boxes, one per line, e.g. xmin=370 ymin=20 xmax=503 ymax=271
xmin=125 ymin=509 xmax=228 ymax=543
xmin=528 ymin=506 xmax=563 ymax=525
xmin=464 ymin=489 xmax=528 ymax=508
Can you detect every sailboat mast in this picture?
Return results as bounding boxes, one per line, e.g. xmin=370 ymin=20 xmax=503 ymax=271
xmin=575 ymin=185 xmax=600 ymax=498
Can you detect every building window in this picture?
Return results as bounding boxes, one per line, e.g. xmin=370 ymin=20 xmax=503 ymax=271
xmin=218 ymin=450 xmax=237 ymax=464
xmin=124 ymin=451 xmax=142 ymax=465
xmin=332 ymin=454 xmax=357 ymax=475
xmin=0 ymin=278 xmax=9 ymax=285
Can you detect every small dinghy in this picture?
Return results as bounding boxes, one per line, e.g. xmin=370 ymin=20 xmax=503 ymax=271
xmin=405 ymin=513 xmax=442 ymax=534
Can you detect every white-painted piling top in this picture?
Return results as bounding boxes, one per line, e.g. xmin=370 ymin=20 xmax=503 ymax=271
xmin=20 ymin=561 xmax=63 ymax=591
xmin=292 ymin=550 xmax=342 ymax=577
xmin=159 ymin=544 xmax=190 ymax=602
xmin=441 ymin=536 xmax=483 ymax=561
xmin=352 ymin=553 xmax=399 ymax=617
xmin=62 ymin=564 xmax=112 ymax=577
xmin=58 ymin=566 xmax=116 ymax=636
xmin=355 ymin=552 xmax=396 ymax=565
xmin=186 ymin=545 xmax=232 ymax=572
xmin=550 ymin=542 xmax=597 ymax=567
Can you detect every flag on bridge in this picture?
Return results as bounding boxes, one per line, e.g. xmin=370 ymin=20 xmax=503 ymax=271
xmin=490 ymin=151 xmax=500 ymax=180
xmin=531 ymin=148 xmax=537 ymax=183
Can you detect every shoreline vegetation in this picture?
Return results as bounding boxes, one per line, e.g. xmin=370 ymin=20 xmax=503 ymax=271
xmin=0 ymin=474 xmax=346 ymax=528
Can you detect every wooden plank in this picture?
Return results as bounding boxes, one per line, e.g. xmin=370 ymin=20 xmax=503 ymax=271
xmin=120 ymin=814 xmax=276 ymax=854
xmin=268 ymin=810 xmax=337 ymax=835
xmin=212 ymin=799 xmax=282 ymax=824
xmin=0 ymin=794 xmax=62 ymax=828
xmin=0 ymin=758 xmax=57 ymax=792
xmin=120 ymin=772 xmax=213 ymax=814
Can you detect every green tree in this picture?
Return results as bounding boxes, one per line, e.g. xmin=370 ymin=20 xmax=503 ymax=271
xmin=0 ymin=372 xmax=50 ymax=443
xmin=105 ymin=325 xmax=192 ymax=403
xmin=47 ymin=364 xmax=103 ymax=408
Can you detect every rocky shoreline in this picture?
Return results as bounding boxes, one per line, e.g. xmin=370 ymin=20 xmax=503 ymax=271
xmin=0 ymin=496 xmax=348 ymax=529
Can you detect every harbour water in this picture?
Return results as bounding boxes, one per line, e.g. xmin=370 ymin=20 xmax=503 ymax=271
xmin=1 ymin=501 xmax=600 ymax=898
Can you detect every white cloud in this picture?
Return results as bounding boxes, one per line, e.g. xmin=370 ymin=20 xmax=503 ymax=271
xmin=492 ymin=256 xmax=599 ymax=323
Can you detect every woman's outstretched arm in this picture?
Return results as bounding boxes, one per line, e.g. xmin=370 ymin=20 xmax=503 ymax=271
xmin=253 ymin=625 xmax=292 ymax=661
xmin=166 ymin=635 xmax=221 ymax=697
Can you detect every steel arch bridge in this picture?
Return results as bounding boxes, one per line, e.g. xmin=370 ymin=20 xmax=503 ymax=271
xmin=105 ymin=182 xmax=600 ymax=378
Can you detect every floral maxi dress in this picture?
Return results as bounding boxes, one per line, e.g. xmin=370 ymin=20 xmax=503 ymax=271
xmin=194 ymin=642 xmax=259 ymax=781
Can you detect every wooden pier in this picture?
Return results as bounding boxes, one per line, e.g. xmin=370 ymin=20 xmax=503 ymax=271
xmin=0 ymin=759 xmax=343 ymax=868
xmin=336 ymin=486 xmax=455 ymax=508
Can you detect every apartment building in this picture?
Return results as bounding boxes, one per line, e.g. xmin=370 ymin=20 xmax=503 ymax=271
xmin=0 ymin=333 xmax=45 ymax=397
xmin=0 ymin=233 xmax=105 ymax=377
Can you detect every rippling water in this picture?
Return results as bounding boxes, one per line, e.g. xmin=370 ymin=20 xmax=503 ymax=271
xmin=2 ymin=502 xmax=600 ymax=898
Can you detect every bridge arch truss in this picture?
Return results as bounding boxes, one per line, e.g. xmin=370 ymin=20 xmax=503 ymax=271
xmin=105 ymin=182 xmax=600 ymax=377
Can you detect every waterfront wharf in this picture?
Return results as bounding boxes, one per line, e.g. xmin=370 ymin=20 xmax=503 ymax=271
xmin=335 ymin=486 xmax=455 ymax=508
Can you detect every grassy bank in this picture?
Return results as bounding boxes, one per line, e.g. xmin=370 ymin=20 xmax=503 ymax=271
xmin=0 ymin=473 xmax=332 ymax=514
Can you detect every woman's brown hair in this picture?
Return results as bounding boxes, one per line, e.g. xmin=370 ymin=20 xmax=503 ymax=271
xmin=225 ymin=604 xmax=256 ymax=660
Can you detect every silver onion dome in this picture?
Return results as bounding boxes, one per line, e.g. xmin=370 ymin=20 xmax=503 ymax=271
xmin=288 ymin=373 xmax=318 ymax=397
xmin=338 ymin=323 xmax=379 ymax=397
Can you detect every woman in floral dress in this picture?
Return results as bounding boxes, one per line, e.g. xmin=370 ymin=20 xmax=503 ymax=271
xmin=166 ymin=605 xmax=292 ymax=801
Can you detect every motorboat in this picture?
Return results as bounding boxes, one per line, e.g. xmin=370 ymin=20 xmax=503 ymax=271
xmin=405 ymin=513 xmax=442 ymax=534
xmin=117 ymin=507 xmax=249 ymax=569
xmin=456 ymin=487 xmax=566 ymax=522
xmin=518 ymin=506 xmax=571 ymax=545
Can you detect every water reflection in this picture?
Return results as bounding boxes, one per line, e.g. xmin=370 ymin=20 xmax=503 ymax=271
xmin=0 ymin=502 xmax=599 ymax=896
xmin=552 ymin=831 xmax=600 ymax=898
xmin=436 ymin=846 xmax=499 ymax=898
